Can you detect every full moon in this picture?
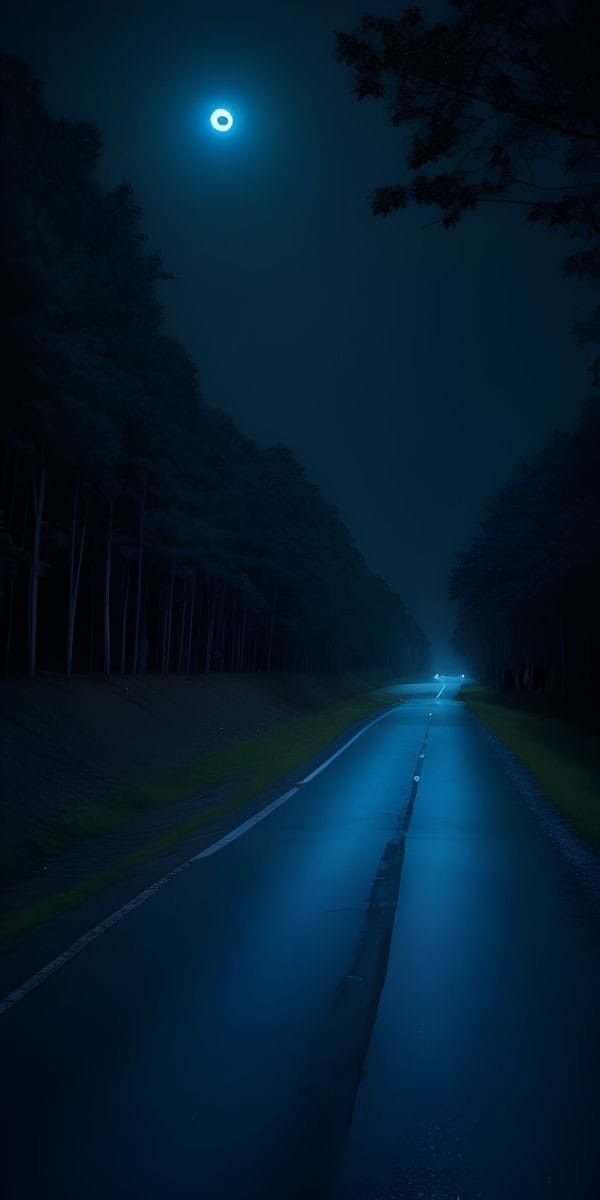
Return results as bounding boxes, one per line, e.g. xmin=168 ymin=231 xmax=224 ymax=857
xmin=210 ymin=108 xmax=233 ymax=133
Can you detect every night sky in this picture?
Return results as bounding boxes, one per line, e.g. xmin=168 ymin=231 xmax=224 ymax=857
xmin=5 ymin=0 xmax=589 ymax=664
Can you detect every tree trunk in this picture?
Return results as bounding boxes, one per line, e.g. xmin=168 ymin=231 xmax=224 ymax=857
xmin=161 ymin=599 xmax=168 ymax=675
xmin=266 ymin=586 xmax=277 ymax=672
xmin=120 ymin=563 xmax=130 ymax=676
xmin=67 ymin=481 xmax=88 ymax=677
xmin=559 ymin=614 xmax=566 ymax=693
xmin=4 ymin=575 xmax=14 ymax=674
xmin=229 ymin=590 xmax=237 ymax=671
xmin=164 ymin=561 xmax=175 ymax=674
xmin=89 ymin=578 xmax=96 ymax=673
xmin=7 ymin=451 xmax=19 ymax=529
xmin=103 ymin=501 xmax=113 ymax=677
xmin=139 ymin=620 xmax=148 ymax=673
xmin=27 ymin=465 xmax=46 ymax=677
xmin=240 ymin=599 xmax=247 ymax=672
xmin=185 ymin=574 xmax=196 ymax=674
xmin=216 ymin=581 xmax=225 ymax=667
xmin=205 ymin=589 xmax=216 ymax=673
xmin=66 ymin=480 xmax=79 ymax=677
xmin=177 ymin=580 xmax=186 ymax=674
xmin=132 ymin=475 xmax=147 ymax=675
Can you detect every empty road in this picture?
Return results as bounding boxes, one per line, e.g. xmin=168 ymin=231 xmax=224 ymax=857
xmin=2 ymin=679 xmax=599 ymax=1198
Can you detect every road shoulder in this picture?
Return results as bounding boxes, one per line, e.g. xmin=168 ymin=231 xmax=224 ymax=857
xmin=0 ymin=695 xmax=398 ymax=1003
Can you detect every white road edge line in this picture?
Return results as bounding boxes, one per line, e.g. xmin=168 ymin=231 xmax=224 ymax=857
xmin=191 ymin=788 xmax=300 ymax=861
xmin=300 ymin=707 xmax=395 ymax=783
xmin=0 ymin=704 xmax=400 ymax=1018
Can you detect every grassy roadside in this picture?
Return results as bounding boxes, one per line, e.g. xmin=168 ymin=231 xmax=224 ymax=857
xmin=460 ymin=685 xmax=600 ymax=848
xmin=0 ymin=689 xmax=390 ymax=953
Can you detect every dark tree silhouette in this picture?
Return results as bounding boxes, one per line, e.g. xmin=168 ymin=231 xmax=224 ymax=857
xmin=337 ymin=2 xmax=600 ymax=375
xmin=450 ymin=398 xmax=600 ymax=705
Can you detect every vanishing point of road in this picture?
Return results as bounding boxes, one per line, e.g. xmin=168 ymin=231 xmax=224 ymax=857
xmin=2 ymin=679 xmax=599 ymax=1198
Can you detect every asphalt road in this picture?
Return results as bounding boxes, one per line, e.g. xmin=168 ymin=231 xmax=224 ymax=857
xmin=2 ymin=679 xmax=599 ymax=1198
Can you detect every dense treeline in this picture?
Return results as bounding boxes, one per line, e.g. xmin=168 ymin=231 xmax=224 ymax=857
xmin=0 ymin=56 xmax=428 ymax=679
xmin=451 ymin=399 xmax=600 ymax=706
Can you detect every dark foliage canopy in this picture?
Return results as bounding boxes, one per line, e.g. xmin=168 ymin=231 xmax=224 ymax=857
xmin=338 ymin=1 xmax=600 ymax=376
xmin=0 ymin=55 xmax=428 ymax=679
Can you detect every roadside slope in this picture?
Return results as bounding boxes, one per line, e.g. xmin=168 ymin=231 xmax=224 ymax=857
xmin=0 ymin=671 xmax=395 ymax=953
xmin=460 ymin=684 xmax=600 ymax=847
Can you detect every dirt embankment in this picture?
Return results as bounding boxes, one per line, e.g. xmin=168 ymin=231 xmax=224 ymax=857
xmin=0 ymin=671 xmax=390 ymax=890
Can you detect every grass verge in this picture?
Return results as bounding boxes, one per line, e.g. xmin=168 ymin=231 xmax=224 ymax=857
xmin=0 ymin=690 xmax=390 ymax=954
xmin=460 ymin=685 xmax=600 ymax=848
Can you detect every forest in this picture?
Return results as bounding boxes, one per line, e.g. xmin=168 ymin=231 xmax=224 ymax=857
xmin=338 ymin=1 xmax=600 ymax=710
xmin=0 ymin=55 xmax=429 ymax=681
xmin=451 ymin=397 xmax=600 ymax=707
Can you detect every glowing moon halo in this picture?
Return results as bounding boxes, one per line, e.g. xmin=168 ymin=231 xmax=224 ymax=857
xmin=210 ymin=108 xmax=233 ymax=132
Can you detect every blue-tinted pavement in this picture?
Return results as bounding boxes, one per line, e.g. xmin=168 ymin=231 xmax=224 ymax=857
xmin=2 ymin=680 xmax=598 ymax=1198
